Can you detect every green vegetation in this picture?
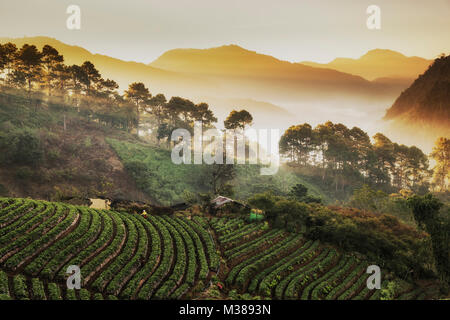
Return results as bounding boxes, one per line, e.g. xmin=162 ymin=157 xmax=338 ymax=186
xmin=0 ymin=197 xmax=444 ymax=299
xmin=0 ymin=198 xmax=215 ymax=300
xmin=107 ymin=138 xmax=328 ymax=205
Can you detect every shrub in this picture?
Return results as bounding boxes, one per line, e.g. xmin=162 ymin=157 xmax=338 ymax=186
xmin=0 ymin=128 xmax=43 ymax=166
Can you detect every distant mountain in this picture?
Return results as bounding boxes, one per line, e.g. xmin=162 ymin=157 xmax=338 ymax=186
xmin=0 ymin=36 xmax=212 ymax=97
xmin=301 ymin=49 xmax=432 ymax=81
xmin=0 ymin=37 xmax=415 ymax=131
xmin=151 ymin=44 xmax=364 ymax=80
xmin=382 ymin=55 xmax=449 ymax=150
xmin=384 ymin=55 xmax=450 ymax=126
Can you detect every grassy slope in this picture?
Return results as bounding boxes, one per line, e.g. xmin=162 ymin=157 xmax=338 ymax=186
xmin=0 ymin=88 xmax=329 ymax=205
xmin=107 ymin=138 xmax=331 ymax=205
xmin=0 ymin=90 xmax=150 ymax=202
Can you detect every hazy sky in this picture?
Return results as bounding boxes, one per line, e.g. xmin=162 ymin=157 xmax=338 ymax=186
xmin=0 ymin=0 xmax=449 ymax=63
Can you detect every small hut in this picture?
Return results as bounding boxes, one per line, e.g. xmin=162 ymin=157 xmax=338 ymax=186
xmin=211 ymin=196 xmax=250 ymax=215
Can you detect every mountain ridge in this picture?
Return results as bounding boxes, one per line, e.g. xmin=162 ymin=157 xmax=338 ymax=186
xmin=301 ymin=49 xmax=433 ymax=81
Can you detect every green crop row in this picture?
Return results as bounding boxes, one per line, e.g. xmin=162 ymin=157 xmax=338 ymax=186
xmin=0 ymin=270 xmax=9 ymax=295
xmin=226 ymin=234 xmax=299 ymax=286
xmin=91 ymin=213 xmax=138 ymax=292
xmin=153 ymin=216 xmax=187 ymax=299
xmin=228 ymin=230 xmax=286 ymax=261
xmin=285 ymin=249 xmax=338 ymax=299
xmin=137 ymin=216 xmax=173 ymax=300
xmin=13 ymin=274 xmax=28 ymax=300
xmin=185 ymin=218 xmax=219 ymax=270
xmin=310 ymin=256 xmax=357 ymax=299
xmin=219 ymin=223 xmax=262 ymax=243
xmin=274 ymin=248 xmax=329 ymax=299
xmin=337 ymin=268 xmax=369 ymax=300
xmin=42 ymin=208 xmax=102 ymax=280
xmin=225 ymin=229 xmax=281 ymax=258
xmin=177 ymin=218 xmax=208 ymax=280
xmin=106 ymin=214 xmax=149 ymax=296
xmin=0 ymin=201 xmax=49 ymax=242
xmin=324 ymin=263 xmax=365 ymax=300
xmin=301 ymin=253 xmax=348 ymax=300
xmin=81 ymin=210 xmax=126 ymax=285
xmin=235 ymin=235 xmax=304 ymax=289
xmin=0 ymin=199 xmax=29 ymax=224
xmin=249 ymin=240 xmax=315 ymax=295
xmin=25 ymin=207 xmax=91 ymax=276
xmin=120 ymin=214 xmax=161 ymax=299
xmin=4 ymin=205 xmax=77 ymax=270
xmin=31 ymin=278 xmax=46 ymax=300
xmin=259 ymin=241 xmax=320 ymax=296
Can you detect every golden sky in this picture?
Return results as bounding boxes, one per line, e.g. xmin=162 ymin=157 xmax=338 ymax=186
xmin=0 ymin=0 xmax=449 ymax=63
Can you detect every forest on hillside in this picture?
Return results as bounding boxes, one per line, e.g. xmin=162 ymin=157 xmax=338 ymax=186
xmin=0 ymin=41 xmax=449 ymax=300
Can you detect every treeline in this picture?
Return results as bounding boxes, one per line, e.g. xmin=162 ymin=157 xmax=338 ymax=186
xmin=280 ymin=122 xmax=449 ymax=194
xmin=0 ymin=42 xmax=219 ymax=142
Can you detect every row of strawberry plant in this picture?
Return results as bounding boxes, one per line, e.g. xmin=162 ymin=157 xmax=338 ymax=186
xmin=4 ymin=205 xmax=78 ymax=271
xmin=0 ymin=270 xmax=8 ymax=297
xmin=250 ymin=240 xmax=316 ymax=295
xmin=136 ymin=215 xmax=174 ymax=299
xmin=105 ymin=213 xmax=149 ymax=296
xmin=192 ymin=216 xmax=209 ymax=229
xmin=234 ymin=235 xmax=304 ymax=289
xmin=324 ymin=262 xmax=366 ymax=300
xmin=185 ymin=218 xmax=219 ymax=270
xmin=0 ymin=199 xmax=29 ymax=223
xmin=274 ymin=248 xmax=329 ymax=299
xmin=164 ymin=216 xmax=197 ymax=285
xmin=91 ymin=212 xmax=138 ymax=292
xmin=0 ymin=198 xmax=14 ymax=211
xmin=310 ymin=256 xmax=357 ymax=299
xmin=300 ymin=252 xmax=347 ymax=300
xmin=337 ymin=269 xmax=369 ymax=300
xmin=258 ymin=241 xmax=320 ymax=297
xmin=284 ymin=249 xmax=339 ymax=299
xmin=31 ymin=278 xmax=46 ymax=300
xmin=0 ymin=199 xmax=34 ymax=226
xmin=120 ymin=214 xmax=161 ymax=299
xmin=42 ymin=208 xmax=103 ymax=280
xmin=56 ymin=209 xmax=114 ymax=281
xmin=177 ymin=218 xmax=208 ymax=280
xmin=0 ymin=201 xmax=50 ymax=241
xmin=2 ymin=269 xmax=123 ymax=300
xmin=81 ymin=210 xmax=127 ymax=285
xmin=224 ymin=229 xmax=281 ymax=258
xmin=227 ymin=229 xmax=286 ymax=261
xmin=25 ymin=207 xmax=92 ymax=276
xmin=0 ymin=203 xmax=65 ymax=265
xmin=215 ymin=219 xmax=245 ymax=236
xmin=153 ymin=216 xmax=187 ymax=299
xmin=226 ymin=234 xmax=299 ymax=286
xmin=218 ymin=223 xmax=262 ymax=243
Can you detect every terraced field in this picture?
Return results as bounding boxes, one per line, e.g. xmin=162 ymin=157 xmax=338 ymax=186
xmin=0 ymin=198 xmax=435 ymax=300
xmin=0 ymin=198 xmax=218 ymax=300
xmin=210 ymin=217 xmax=436 ymax=300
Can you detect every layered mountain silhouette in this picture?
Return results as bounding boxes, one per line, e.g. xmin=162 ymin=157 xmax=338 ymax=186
xmin=149 ymin=44 xmax=408 ymax=103
xmin=0 ymin=36 xmax=435 ymax=132
xmin=384 ymin=55 xmax=450 ymax=129
xmin=0 ymin=36 xmax=214 ymax=98
xmin=301 ymin=49 xmax=432 ymax=81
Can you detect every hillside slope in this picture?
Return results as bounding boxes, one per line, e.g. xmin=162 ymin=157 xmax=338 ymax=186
xmin=0 ymin=90 xmax=150 ymax=203
xmin=383 ymin=55 xmax=450 ymax=143
xmin=0 ymin=198 xmax=439 ymax=300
